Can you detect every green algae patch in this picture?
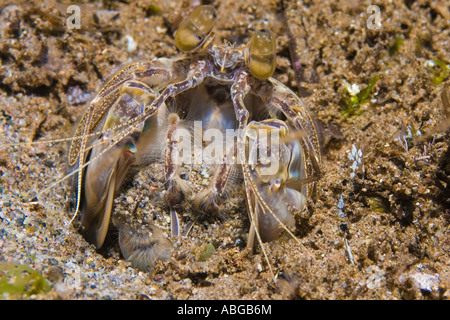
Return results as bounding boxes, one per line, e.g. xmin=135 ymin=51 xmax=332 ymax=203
xmin=145 ymin=4 xmax=163 ymax=16
xmin=389 ymin=35 xmax=404 ymax=56
xmin=427 ymin=58 xmax=449 ymax=85
xmin=0 ymin=262 xmax=51 ymax=298
xmin=367 ymin=196 xmax=390 ymax=213
xmin=198 ymin=243 xmax=216 ymax=262
xmin=340 ymin=75 xmax=380 ymax=118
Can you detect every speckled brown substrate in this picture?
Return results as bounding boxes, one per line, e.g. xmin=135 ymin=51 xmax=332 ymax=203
xmin=0 ymin=0 xmax=448 ymax=299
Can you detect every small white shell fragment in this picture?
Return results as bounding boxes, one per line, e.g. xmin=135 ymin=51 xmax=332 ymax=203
xmin=125 ymin=35 xmax=137 ymax=53
xmin=345 ymin=82 xmax=360 ymax=96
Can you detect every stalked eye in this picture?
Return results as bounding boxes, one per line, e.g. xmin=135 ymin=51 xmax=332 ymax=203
xmin=247 ymin=29 xmax=276 ymax=79
xmin=174 ymin=5 xmax=217 ymax=52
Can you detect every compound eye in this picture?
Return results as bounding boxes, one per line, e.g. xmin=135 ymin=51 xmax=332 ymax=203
xmin=247 ymin=29 xmax=276 ymax=79
xmin=174 ymin=5 xmax=217 ymax=52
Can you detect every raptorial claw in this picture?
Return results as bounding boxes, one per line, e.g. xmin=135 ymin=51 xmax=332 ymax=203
xmin=80 ymin=93 xmax=145 ymax=248
xmin=81 ymin=136 xmax=137 ymax=249
xmin=246 ymin=119 xmax=307 ymax=244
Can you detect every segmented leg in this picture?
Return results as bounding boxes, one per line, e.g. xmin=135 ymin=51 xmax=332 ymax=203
xmin=135 ymin=108 xmax=191 ymax=236
xmin=163 ymin=113 xmax=192 ymax=207
xmin=161 ymin=113 xmax=194 ymax=237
